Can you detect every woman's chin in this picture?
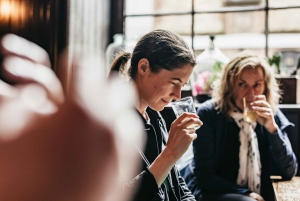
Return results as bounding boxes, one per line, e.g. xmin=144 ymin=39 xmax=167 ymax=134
xmin=149 ymin=104 xmax=165 ymax=112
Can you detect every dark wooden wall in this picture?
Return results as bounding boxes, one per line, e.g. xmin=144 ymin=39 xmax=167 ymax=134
xmin=0 ymin=0 xmax=116 ymax=90
xmin=0 ymin=0 xmax=67 ymax=69
xmin=277 ymin=77 xmax=299 ymax=104
xmin=108 ymin=0 xmax=124 ymax=44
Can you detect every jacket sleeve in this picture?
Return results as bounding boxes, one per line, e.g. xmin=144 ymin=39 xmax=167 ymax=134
xmin=266 ymin=109 xmax=298 ymax=179
xmin=125 ymin=168 xmax=159 ymax=201
xmin=192 ymin=102 xmax=252 ymax=195
xmin=174 ymin=166 xmax=197 ymax=201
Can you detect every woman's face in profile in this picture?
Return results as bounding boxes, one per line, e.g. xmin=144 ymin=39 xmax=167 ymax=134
xmin=233 ymin=66 xmax=265 ymax=111
xmin=142 ymin=64 xmax=194 ymax=111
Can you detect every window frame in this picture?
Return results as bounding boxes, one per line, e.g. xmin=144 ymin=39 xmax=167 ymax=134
xmin=121 ymin=0 xmax=300 ymax=57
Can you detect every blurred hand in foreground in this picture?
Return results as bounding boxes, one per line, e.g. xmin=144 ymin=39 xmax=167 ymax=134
xmin=0 ymin=34 xmax=144 ymax=201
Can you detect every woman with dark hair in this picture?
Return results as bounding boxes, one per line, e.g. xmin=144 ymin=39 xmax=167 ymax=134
xmin=110 ymin=29 xmax=202 ymax=201
xmin=182 ymin=51 xmax=297 ymax=201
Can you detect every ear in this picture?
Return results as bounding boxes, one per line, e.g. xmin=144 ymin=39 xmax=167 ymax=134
xmin=137 ymin=58 xmax=150 ymax=77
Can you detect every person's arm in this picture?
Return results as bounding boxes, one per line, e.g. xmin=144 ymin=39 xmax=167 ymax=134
xmin=175 ymin=167 xmax=196 ymax=201
xmin=124 ymin=142 xmax=194 ymax=201
xmin=125 ymin=166 xmax=160 ymax=201
xmin=266 ymin=109 xmax=297 ymax=179
xmin=251 ymin=96 xmax=297 ymax=179
xmin=126 ymin=165 xmax=197 ymax=201
xmin=149 ymin=113 xmax=202 ymax=187
xmin=193 ymin=102 xmax=252 ymax=195
xmin=126 ymin=113 xmax=202 ymax=201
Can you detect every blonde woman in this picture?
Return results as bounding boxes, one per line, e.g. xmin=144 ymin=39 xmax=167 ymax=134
xmin=183 ymin=51 xmax=297 ymax=201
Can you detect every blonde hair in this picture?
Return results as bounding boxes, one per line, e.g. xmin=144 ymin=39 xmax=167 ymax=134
xmin=212 ymin=50 xmax=281 ymax=117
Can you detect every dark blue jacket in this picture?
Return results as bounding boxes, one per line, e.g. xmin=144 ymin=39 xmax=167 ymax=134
xmin=126 ymin=108 xmax=196 ymax=201
xmin=183 ymin=100 xmax=297 ymax=201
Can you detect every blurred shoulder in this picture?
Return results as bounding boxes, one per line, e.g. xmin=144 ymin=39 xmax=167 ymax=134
xmin=196 ymin=99 xmax=219 ymax=118
xmin=197 ymin=99 xmax=216 ymax=112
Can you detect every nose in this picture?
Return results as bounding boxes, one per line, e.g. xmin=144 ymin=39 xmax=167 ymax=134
xmin=172 ymin=87 xmax=181 ymax=101
xmin=246 ymin=87 xmax=255 ymax=96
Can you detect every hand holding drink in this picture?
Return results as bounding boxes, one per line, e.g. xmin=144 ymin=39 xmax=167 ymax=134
xmin=171 ymin=96 xmax=201 ymax=129
xmin=246 ymin=94 xmax=278 ymax=134
xmin=165 ymin=96 xmax=202 ymax=161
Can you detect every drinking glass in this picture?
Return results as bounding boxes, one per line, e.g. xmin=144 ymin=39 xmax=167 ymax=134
xmin=171 ymin=96 xmax=200 ymax=130
xmin=243 ymin=95 xmax=258 ymax=123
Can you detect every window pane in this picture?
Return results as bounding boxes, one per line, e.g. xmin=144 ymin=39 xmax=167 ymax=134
xmin=125 ymin=15 xmax=192 ymax=36
xmin=125 ymin=0 xmax=192 ymax=15
xmin=269 ymin=0 xmax=300 ymax=7
xmin=194 ymin=11 xmax=265 ymax=35
xmin=194 ymin=35 xmax=266 ymax=60
xmin=194 ymin=11 xmax=266 ymax=59
xmin=194 ymin=13 xmax=224 ymax=35
xmin=195 ymin=0 xmax=265 ymax=11
xmin=125 ymin=15 xmax=192 ymax=51
xmin=268 ymin=34 xmax=300 ymax=58
xmin=125 ymin=0 xmax=153 ymax=15
xmin=269 ymin=9 xmax=300 ymax=33
xmin=153 ymin=0 xmax=191 ymax=13
xmin=268 ymin=9 xmax=300 ymax=59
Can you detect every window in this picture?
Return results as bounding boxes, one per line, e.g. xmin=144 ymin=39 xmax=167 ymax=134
xmin=123 ymin=0 xmax=300 ymax=59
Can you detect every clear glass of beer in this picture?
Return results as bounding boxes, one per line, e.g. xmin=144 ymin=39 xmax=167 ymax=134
xmin=243 ymin=95 xmax=258 ymax=123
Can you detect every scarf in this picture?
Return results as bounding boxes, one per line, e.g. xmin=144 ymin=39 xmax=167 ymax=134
xmin=229 ymin=110 xmax=261 ymax=193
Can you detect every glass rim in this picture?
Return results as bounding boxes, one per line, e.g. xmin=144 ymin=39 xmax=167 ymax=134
xmin=171 ymin=96 xmax=193 ymax=104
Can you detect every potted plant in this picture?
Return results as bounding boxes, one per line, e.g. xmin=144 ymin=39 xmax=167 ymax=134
xmin=192 ymin=61 xmax=223 ymax=103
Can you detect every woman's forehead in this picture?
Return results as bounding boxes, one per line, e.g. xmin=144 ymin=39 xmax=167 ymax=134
xmin=239 ymin=66 xmax=264 ymax=79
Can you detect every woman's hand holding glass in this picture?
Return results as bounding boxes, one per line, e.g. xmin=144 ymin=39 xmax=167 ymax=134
xmin=166 ymin=112 xmax=202 ymax=160
xmin=148 ymin=112 xmax=202 ymax=187
xmin=250 ymin=95 xmax=278 ymax=134
xmin=172 ymin=96 xmax=201 ymax=130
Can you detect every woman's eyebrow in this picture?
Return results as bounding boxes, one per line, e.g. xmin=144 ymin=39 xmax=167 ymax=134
xmin=239 ymin=79 xmax=263 ymax=83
